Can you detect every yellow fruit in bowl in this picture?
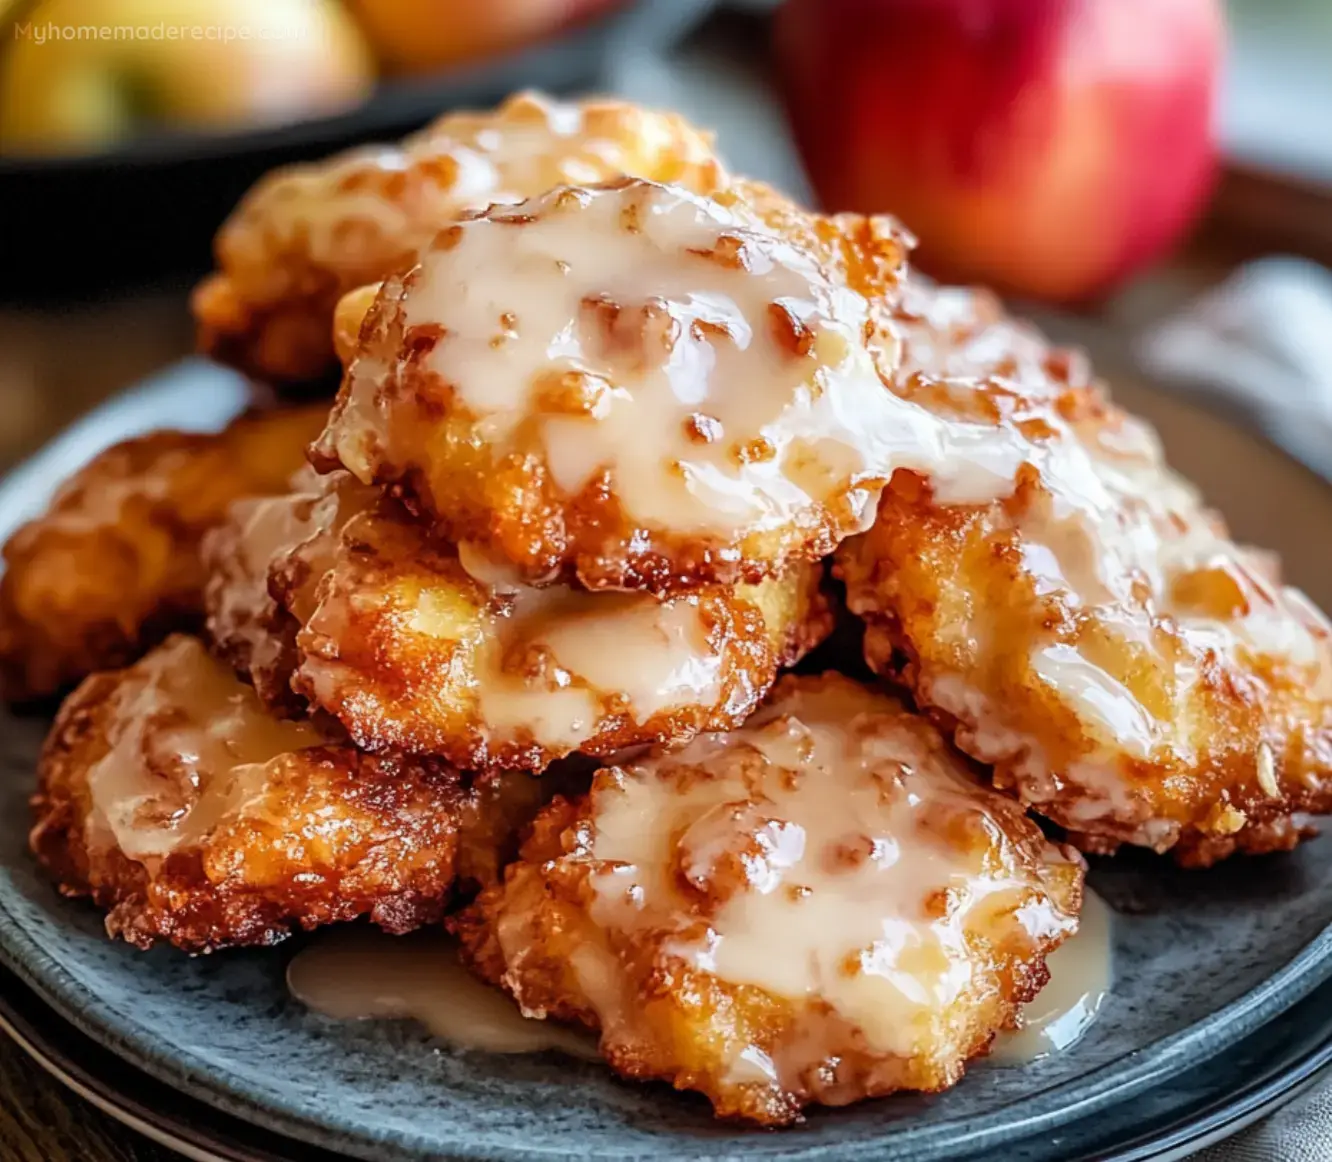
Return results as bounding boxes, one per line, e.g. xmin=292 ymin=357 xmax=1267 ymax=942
xmin=0 ymin=0 xmax=375 ymax=156
xmin=347 ymin=0 xmax=617 ymax=75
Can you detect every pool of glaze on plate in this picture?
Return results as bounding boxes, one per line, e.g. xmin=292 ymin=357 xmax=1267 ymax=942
xmin=287 ymin=891 xmax=1112 ymax=1068
xmin=991 ymin=889 xmax=1114 ymax=1066
xmin=287 ymin=927 xmax=597 ymax=1059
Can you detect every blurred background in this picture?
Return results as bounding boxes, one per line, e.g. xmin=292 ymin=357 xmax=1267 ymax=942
xmin=0 ymin=0 xmax=1330 ymax=473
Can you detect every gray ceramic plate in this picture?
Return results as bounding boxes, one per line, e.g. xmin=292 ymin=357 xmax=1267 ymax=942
xmin=6 ymin=957 xmax=1332 ymax=1162
xmin=2 ymin=358 xmax=1332 ymax=1162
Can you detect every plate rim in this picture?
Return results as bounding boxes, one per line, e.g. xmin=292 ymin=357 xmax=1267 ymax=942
xmin=6 ymin=943 xmax=1332 ymax=1162
xmin=0 ymin=962 xmax=337 ymax=1162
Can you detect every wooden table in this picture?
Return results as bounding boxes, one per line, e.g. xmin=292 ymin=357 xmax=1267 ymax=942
xmin=0 ymin=294 xmax=194 ymax=476
xmin=0 ymin=1031 xmax=166 ymax=1161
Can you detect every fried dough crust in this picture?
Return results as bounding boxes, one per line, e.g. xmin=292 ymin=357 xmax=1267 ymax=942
xmin=314 ymin=178 xmax=916 ymax=594
xmin=31 ymin=637 xmax=547 ymax=953
xmin=837 ymin=281 xmax=1332 ymax=864
xmin=200 ymin=464 xmax=324 ymax=713
xmin=454 ymin=673 xmax=1083 ymax=1124
xmin=204 ymin=472 xmax=832 ymax=773
xmin=194 ymin=91 xmax=726 ymax=385
xmin=0 ymin=406 xmax=327 ymax=702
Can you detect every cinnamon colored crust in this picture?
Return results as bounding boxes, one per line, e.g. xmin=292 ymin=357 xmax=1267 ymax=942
xmin=314 ymin=179 xmax=912 ymax=594
xmin=204 ymin=470 xmax=833 ymax=774
xmin=837 ymin=281 xmax=1332 ymax=865
xmin=31 ymin=637 xmax=548 ymax=953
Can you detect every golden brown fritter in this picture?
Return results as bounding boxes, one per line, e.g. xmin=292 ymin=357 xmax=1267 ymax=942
xmin=31 ymin=636 xmax=549 ymax=954
xmin=719 ymin=178 xmax=914 ymax=344
xmin=313 ymin=178 xmax=934 ymax=594
xmin=454 ymin=673 xmax=1084 ymax=1125
xmin=194 ymin=91 xmax=727 ymax=385
xmin=0 ymin=405 xmax=327 ymax=702
xmin=204 ymin=470 xmax=833 ymax=773
xmin=836 ymin=279 xmax=1332 ymax=865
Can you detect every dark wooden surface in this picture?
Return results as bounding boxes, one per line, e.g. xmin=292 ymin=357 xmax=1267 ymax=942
xmin=0 ymin=1016 xmax=167 ymax=1161
xmin=0 ymin=294 xmax=193 ymax=474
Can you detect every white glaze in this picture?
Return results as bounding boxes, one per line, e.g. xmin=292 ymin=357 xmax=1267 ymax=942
xmin=207 ymin=466 xmax=323 ymax=680
xmin=332 ymin=180 xmax=1087 ymax=549
xmin=86 ymin=638 xmax=323 ymax=863
xmin=991 ymin=890 xmax=1113 ymax=1065
xmin=287 ymin=928 xmax=597 ymax=1059
xmin=570 ymin=677 xmax=1081 ymax=1078
xmin=866 ymin=280 xmax=1332 ymax=836
xmin=251 ymin=472 xmax=767 ymax=753
xmin=471 ymin=587 xmax=724 ymax=747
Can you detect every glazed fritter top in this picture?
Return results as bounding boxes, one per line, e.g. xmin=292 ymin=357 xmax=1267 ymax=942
xmin=194 ymin=91 xmax=727 ymax=384
xmin=201 ymin=464 xmax=323 ymax=712
xmin=0 ymin=405 xmax=326 ymax=701
xmin=455 ymin=673 xmax=1083 ymax=1124
xmin=838 ymin=279 xmax=1332 ymax=863
xmin=314 ymin=178 xmax=940 ymax=593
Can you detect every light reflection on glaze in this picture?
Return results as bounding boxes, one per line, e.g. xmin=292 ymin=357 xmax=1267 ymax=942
xmin=327 ymin=181 xmax=1079 ymax=555
xmin=845 ymin=280 xmax=1332 ymax=844
xmin=991 ymin=890 xmax=1113 ymax=1066
xmin=86 ymin=638 xmax=324 ymax=863
xmin=582 ymin=677 xmax=1082 ymax=1072
xmin=233 ymin=472 xmax=804 ymax=755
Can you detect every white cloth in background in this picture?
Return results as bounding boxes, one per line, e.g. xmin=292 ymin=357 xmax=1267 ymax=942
xmin=1193 ymin=1079 xmax=1332 ymax=1162
xmin=1138 ymin=257 xmax=1332 ymax=483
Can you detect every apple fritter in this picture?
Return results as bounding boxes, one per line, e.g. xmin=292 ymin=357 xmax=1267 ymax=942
xmin=313 ymin=178 xmax=952 ymax=594
xmin=30 ymin=636 xmax=549 ymax=954
xmin=0 ymin=405 xmax=327 ymax=703
xmin=837 ymin=279 xmax=1332 ymax=865
xmin=453 ymin=673 xmax=1084 ymax=1125
xmin=194 ymin=91 xmax=727 ymax=385
xmin=204 ymin=470 xmax=833 ymax=773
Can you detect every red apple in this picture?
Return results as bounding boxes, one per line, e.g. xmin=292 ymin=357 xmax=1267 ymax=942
xmin=775 ymin=0 xmax=1223 ymax=303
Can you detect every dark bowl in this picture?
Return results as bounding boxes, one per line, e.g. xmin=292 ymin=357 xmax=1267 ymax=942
xmin=0 ymin=0 xmax=715 ymax=297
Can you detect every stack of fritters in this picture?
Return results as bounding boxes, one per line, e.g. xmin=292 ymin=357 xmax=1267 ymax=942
xmin=7 ymin=91 xmax=1332 ymax=1126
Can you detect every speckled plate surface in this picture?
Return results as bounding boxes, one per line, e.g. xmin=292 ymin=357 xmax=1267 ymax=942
xmin=6 ymin=958 xmax=1332 ymax=1162
xmin=2 ymin=359 xmax=1332 ymax=1161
